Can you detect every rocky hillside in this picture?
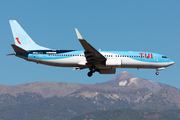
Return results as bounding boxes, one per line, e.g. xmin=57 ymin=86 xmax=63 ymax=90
xmin=0 ymin=82 xmax=83 ymax=98
xmin=0 ymin=72 xmax=179 ymax=119
xmin=99 ymin=71 xmax=168 ymax=92
xmin=0 ymin=72 xmax=179 ymax=109
xmin=0 ymin=72 xmax=170 ymax=98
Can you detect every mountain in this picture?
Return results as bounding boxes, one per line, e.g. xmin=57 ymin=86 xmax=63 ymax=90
xmin=0 ymin=71 xmax=179 ymax=120
xmin=136 ymin=86 xmax=180 ymax=112
xmin=72 ymin=108 xmax=180 ymax=120
xmin=0 ymin=82 xmax=83 ymax=98
xmin=71 ymin=108 xmax=145 ymax=120
xmin=99 ymin=71 xmax=168 ymax=92
xmin=0 ymin=72 xmax=168 ymax=98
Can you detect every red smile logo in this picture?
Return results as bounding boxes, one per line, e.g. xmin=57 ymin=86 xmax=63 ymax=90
xmin=15 ymin=37 xmax=21 ymax=45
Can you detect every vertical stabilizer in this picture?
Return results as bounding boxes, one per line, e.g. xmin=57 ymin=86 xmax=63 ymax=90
xmin=9 ymin=20 xmax=50 ymax=50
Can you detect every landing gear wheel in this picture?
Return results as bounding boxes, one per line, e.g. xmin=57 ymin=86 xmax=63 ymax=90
xmin=155 ymin=72 xmax=159 ymax=75
xmin=88 ymin=71 xmax=93 ymax=77
xmin=91 ymin=68 xmax=95 ymax=72
xmin=90 ymin=66 xmax=96 ymax=73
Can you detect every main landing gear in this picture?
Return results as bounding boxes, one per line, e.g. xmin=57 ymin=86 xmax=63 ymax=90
xmin=87 ymin=66 xmax=96 ymax=77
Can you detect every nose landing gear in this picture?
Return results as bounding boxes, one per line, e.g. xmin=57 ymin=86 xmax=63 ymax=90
xmin=155 ymin=71 xmax=159 ymax=75
xmin=155 ymin=68 xmax=160 ymax=75
xmin=155 ymin=67 xmax=165 ymax=75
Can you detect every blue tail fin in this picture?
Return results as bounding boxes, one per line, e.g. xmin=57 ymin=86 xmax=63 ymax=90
xmin=9 ymin=20 xmax=50 ymax=50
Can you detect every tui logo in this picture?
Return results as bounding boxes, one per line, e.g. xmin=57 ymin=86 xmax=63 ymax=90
xmin=139 ymin=53 xmax=153 ymax=59
xmin=15 ymin=37 xmax=21 ymax=45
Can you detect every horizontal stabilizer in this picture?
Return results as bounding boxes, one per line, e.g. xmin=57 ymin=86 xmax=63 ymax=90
xmin=11 ymin=44 xmax=28 ymax=54
xmin=6 ymin=53 xmax=15 ymax=56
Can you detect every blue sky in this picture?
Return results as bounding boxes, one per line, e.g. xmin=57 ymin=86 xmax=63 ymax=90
xmin=0 ymin=1 xmax=180 ymax=89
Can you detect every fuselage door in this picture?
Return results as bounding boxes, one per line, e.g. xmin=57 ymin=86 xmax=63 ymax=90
xmin=154 ymin=54 xmax=158 ymax=61
xmin=39 ymin=52 xmax=43 ymax=59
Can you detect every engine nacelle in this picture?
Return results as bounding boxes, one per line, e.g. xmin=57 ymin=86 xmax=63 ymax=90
xmin=106 ymin=59 xmax=121 ymax=66
xmin=99 ymin=68 xmax=116 ymax=74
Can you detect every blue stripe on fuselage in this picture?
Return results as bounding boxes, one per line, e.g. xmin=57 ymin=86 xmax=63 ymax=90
xmin=28 ymin=50 xmax=76 ymax=54
xmin=28 ymin=50 xmax=84 ymax=60
xmin=21 ymin=50 xmax=171 ymax=63
xmin=104 ymin=51 xmax=171 ymax=63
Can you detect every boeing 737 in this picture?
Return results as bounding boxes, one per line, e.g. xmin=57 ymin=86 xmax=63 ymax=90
xmin=8 ymin=20 xmax=174 ymax=77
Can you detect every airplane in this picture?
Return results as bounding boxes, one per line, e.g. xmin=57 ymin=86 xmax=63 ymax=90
xmin=8 ymin=20 xmax=174 ymax=77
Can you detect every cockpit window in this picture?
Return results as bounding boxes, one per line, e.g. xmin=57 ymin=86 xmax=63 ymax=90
xmin=162 ymin=56 xmax=167 ymax=58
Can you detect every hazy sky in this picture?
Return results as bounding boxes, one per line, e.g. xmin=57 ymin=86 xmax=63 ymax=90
xmin=1 ymin=1 xmax=180 ymax=89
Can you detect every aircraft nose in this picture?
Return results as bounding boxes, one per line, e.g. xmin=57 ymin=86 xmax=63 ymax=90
xmin=169 ymin=60 xmax=174 ymax=66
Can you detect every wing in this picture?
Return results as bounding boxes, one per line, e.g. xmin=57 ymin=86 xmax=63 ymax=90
xmin=75 ymin=28 xmax=106 ymax=65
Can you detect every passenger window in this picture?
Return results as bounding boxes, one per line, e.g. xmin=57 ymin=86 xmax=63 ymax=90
xmin=162 ymin=56 xmax=167 ymax=58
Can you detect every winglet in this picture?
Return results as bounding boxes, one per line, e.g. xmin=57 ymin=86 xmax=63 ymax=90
xmin=75 ymin=29 xmax=106 ymax=60
xmin=75 ymin=28 xmax=83 ymax=40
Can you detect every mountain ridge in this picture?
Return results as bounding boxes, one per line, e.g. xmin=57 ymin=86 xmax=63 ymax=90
xmin=0 ymin=71 xmax=177 ymax=97
xmin=0 ymin=71 xmax=179 ymax=119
